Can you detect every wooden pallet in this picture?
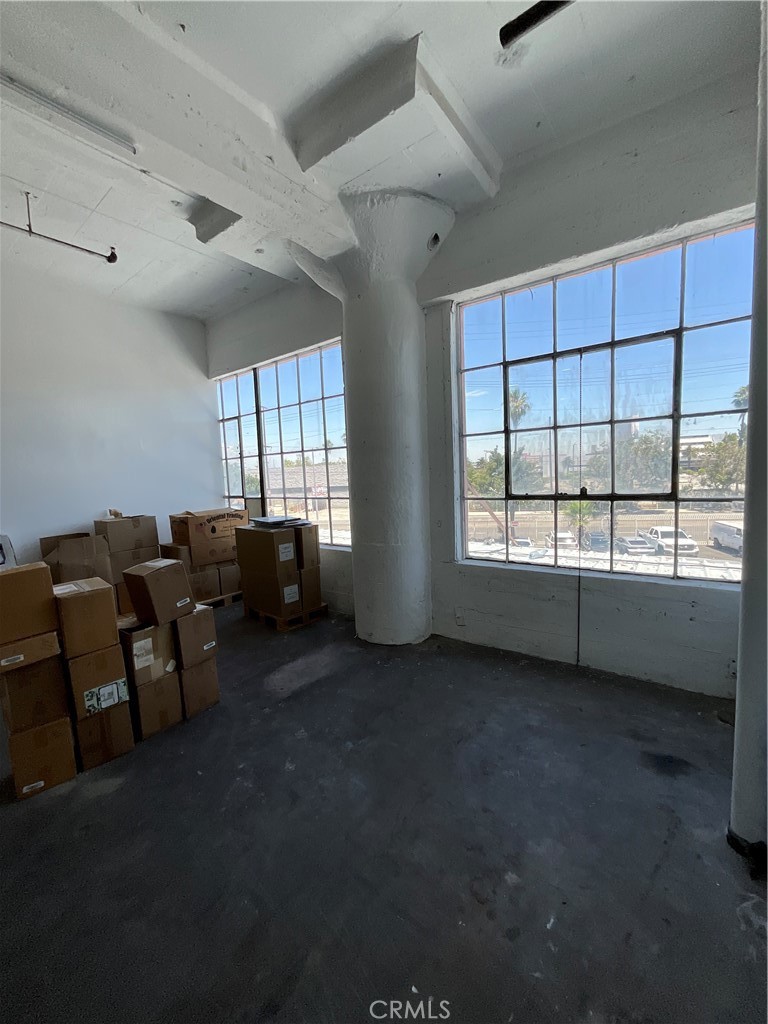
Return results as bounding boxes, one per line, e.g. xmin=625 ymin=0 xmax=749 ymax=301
xmin=199 ymin=591 xmax=243 ymax=609
xmin=244 ymin=602 xmax=328 ymax=632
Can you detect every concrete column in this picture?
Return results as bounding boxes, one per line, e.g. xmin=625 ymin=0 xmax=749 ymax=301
xmin=289 ymin=191 xmax=454 ymax=644
xmin=729 ymin=2 xmax=767 ymax=864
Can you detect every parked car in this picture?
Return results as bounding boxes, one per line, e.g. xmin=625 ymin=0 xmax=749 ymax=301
xmin=580 ymin=530 xmax=610 ymax=552
xmin=511 ymin=536 xmax=534 ymax=549
xmin=638 ymin=526 xmax=699 ymax=556
xmin=544 ymin=530 xmax=578 ymax=549
xmin=614 ymin=535 xmax=656 ymax=556
xmin=710 ymin=519 xmax=744 ymax=554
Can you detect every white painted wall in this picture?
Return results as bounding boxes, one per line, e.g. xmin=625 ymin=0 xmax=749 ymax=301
xmin=0 ymin=262 xmax=223 ymax=563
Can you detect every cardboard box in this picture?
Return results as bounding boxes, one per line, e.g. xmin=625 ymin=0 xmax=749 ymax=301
xmin=218 ymin=562 xmax=241 ymax=595
xmin=76 ymin=703 xmax=134 ymax=770
xmin=54 ymin=578 xmax=117 ymax=659
xmin=236 ymin=526 xmax=297 ymax=582
xmin=103 ymin=546 xmax=160 ymax=585
xmin=122 ymin=559 xmax=194 ymax=627
xmin=294 ymin=524 xmax=320 ymax=569
xmin=300 ymin=567 xmax=322 ymax=611
xmin=94 ymin=515 xmax=159 ymax=553
xmin=42 ymin=535 xmax=111 ymax=585
xmin=115 ymin=582 xmax=134 ymax=616
xmin=1 ymin=656 xmax=69 ymax=733
xmin=0 ymin=631 xmax=60 ymax=674
xmin=170 ymin=509 xmax=247 ymax=566
xmin=67 ymin=644 xmax=129 ymax=720
xmin=120 ymin=622 xmax=176 ymax=687
xmin=189 ymin=567 xmax=220 ymax=602
xmin=243 ymin=572 xmax=301 ymax=618
xmin=9 ymin=717 xmax=77 ymax=799
xmin=188 ymin=536 xmax=237 ymax=568
xmin=39 ymin=532 xmax=89 ymax=558
xmin=160 ymin=543 xmax=193 ymax=573
xmin=174 ymin=604 xmax=217 ymax=669
xmin=132 ymin=673 xmax=182 ymax=739
xmin=180 ymin=659 xmax=220 ymax=719
xmin=0 ymin=562 xmax=57 ymax=646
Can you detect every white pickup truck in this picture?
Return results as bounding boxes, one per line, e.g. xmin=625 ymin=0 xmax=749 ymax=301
xmin=638 ymin=525 xmax=699 ymax=556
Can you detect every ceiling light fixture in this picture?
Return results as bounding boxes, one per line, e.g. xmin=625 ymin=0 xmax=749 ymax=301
xmin=0 ymin=192 xmax=118 ymax=264
xmin=499 ymin=1 xmax=574 ymax=49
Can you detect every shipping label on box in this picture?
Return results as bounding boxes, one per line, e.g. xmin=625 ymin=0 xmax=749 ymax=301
xmin=119 ymin=623 xmax=176 ymax=686
xmin=67 ymin=644 xmax=128 ymax=720
xmin=83 ymin=678 xmax=129 ymax=714
xmin=0 ymin=631 xmax=60 ymax=673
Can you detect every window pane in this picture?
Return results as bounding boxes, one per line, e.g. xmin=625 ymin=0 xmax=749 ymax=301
xmin=509 ymin=500 xmax=554 ymax=565
xmin=463 ymin=366 xmax=504 ymax=434
xmin=464 ymin=435 xmax=505 ymax=498
xmin=267 ymin=497 xmax=286 ymax=517
xmin=226 ymin=459 xmax=243 ymax=496
xmin=322 ymin=344 xmax=344 ymax=396
xmin=264 ymin=455 xmax=284 ymax=498
xmin=258 ymin=365 xmax=278 ymax=409
xmin=612 ymin=502 xmax=675 ymax=577
xmin=556 ymin=349 xmax=611 ymax=425
xmin=243 ymin=457 xmax=261 ymax=497
xmin=283 ymin=454 xmax=305 ymax=504
xmin=462 ymin=297 xmax=502 ymax=368
xmin=301 ymin=400 xmax=325 ymax=449
xmin=677 ymin=501 xmax=743 ymax=582
xmin=556 ymin=266 xmax=612 ymax=350
xmin=465 ymin=500 xmax=506 ymax=561
xmin=682 ymin=321 xmax=751 ymax=415
xmin=684 ymin=226 xmax=754 ymax=327
xmin=614 ymin=338 xmax=674 ymax=419
xmin=240 ymin=414 xmax=258 ymax=456
xmin=217 ymin=381 xmax=224 ymax=420
xmin=221 ymin=377 xmax=238 ymax=418
xmin=238 ymin=372 xmax=256 ymax=415
xmin=330 ymin=500 xmax=351 ymax=546
xmin=277 ymin=358 xmax=299 ymax=405
xmin=615 ymin=246 xmax=681 ymax=339
xmin=228 ymin=497 xmax=246 ymax=511
xmin=304 ymin=451 xmax=329 ymax=497
xmin=508 ymin=358 xmax=554 ymax=430
xmin=556 ymin=500 xmax=611 ymax=569
xmin=679 ymin=414 xmax=746 ymax=498
xmin=509 ymin=430 xmax=554 ymax=494
xmin=298 ymin=351 xmax=322 ymax=401
xmin=305 ymin=501 xmax=331 ymax=544
xmin=505 ymin=283 xmax=553 ymax=359
xmin=328 ymin=448 xmax=349 ymax=498
xmin=557 ymin=425 xmax=611 ymax=494
xmin=286 ymin=494 xmax=308 ymax=520
xmin=279 ymin=405 xmax=302 ymax=452
xmin=261 ymin=409 xmax=281 ymax=453
xmin=223 ymin=419 xmax=240 ymax=458
xmin=324 ymin=396 xmax=346 ymax=448
xmin=615 ymin=420 xmax=672 ymax=494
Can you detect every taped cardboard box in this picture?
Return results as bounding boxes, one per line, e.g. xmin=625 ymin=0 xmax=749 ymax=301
xmin=170 ymin=508 xmax=247 ymax=566
xmin=189 ymin=567 xmax=220 ymax=602
xmin=159 ymin=543 xmax=192 ymax=573
xmin=294 ymin=524 xmax=320 ymax=569
xmin=236 ymin=526 xmax=297 ymax=582
xmin=94 ymin=515 xmax=159 ymax=553
xmin=133 ymin=673 xmax=182 ymax=739
xmin=67 ymin=644 xmax=128 ymax=720
xmin=122 ymin=559 xmax=194 ymax=627
xmin=39 ymin=532 xmax=89 ymax=558
xmin=115 ymin=582 xmax=134 ymax=616
xmin=218 ymin=562 xmax=241 ymax=596
xmin=300 ymin=567 xmax=322 ymax=611
xmin=243 ymin=573 xmax=301 ymax=618
xmin=180 ymin=659 xmax=220 ymax=719
xmin=1 ymin=656 xmax=69 ymax=733
xmin=76 ymin=703 xmax=134 ymax=770
xmin=0 ymin=631 xmax=60 ymax=674
xmin=174 ymin=604 xmax=217 ymax=669
xmin=9 ymin=717 xmax=77 ymax=800
xmin=43 ymin=536 xmax=111 ymax=585
xmin=120 ymin=622 xmax=176 ymax=687
xmin=103 ymin=546 xmax=160 ymax=585
xmin=55 ymin=578 xmax=117 ymax=659
xmin=0 ymin=562 xmax=58 ymax=646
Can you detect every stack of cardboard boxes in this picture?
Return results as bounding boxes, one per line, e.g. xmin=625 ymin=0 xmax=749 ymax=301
xmin=236 ymin=522 xmax=322 ymax=620
xmin=0 ymin=563 xmax=76 ymax=799
xmin=94 ymin=514 xmax=160 ymax=614
xmin=161 ymin=508 xmax=247 ymax=602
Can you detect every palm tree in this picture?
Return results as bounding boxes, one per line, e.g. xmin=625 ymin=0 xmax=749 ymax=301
xmin=732 ymin=385 xmax=749 ymax=446
xmin=508 ymin=387 xmax=531 ymax=454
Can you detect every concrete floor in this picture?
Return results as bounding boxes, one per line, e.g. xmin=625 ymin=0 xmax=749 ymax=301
xmin=1 ymin=606 xmax=765 ymax=1024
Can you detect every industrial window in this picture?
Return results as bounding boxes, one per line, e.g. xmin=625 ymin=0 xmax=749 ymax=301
xmin=217 ymin=339 xmax=350 ymax=546
xmin=458 ymin=223 xmax=754 ymax=582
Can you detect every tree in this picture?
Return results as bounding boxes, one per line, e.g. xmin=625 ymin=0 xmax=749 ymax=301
xmin=699 ymin=432 xmax=746 ymax=493
xmin=508 ymin=387 xmax=532 ymax=455
xmin=589 ymin=428 xmax=672 ymax=493
xmin=465 ymin=445 xmax=504 ymax=496
xmin=732 ymin=384 xmax=749 ymax=445
xmin=562 ymin=500 xmax=599 ymax=534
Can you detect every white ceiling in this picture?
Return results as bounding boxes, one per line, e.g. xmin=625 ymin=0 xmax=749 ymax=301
xmin=0 ymin=1 xmax=760 ymax=321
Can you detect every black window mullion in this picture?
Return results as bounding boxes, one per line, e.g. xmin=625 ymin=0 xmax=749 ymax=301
xmin=253 ymin=368 xmax=268 ymax=517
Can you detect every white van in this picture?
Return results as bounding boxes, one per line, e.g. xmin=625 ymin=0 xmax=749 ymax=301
xmin=710 ymin=520 xmax=744 ymax=554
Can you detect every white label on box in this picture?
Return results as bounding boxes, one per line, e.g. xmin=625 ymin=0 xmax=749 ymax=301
xmin=84 ymin=678 xmax=128 ymax=714
xmin=283 ymin=584 xmax=299 ymax=604
xmin=147 ymin=558 xmax=176 ymax=568
xmin=203 ymin=641 xmax=216 ymax=651
xmin=166 ymin=659 xmax=176 ymax=672
xmin=176 ymin=596 xmax=191 ymax=608
xmin=278 ymin=542 xmax=295 ymax=562
xmin=53 ymin=583 xmax=79 ymax=595
xmin=22 ymin=780 xmax=45 ymax=794
xmin=133 ymin=638 xmax=154 ymax=670
xmin=0 ymin=654 xmax=24 ymax=666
